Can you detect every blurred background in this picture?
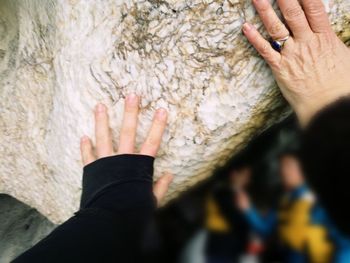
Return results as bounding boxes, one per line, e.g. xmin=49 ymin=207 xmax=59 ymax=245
xmin=144 ymin=115 xmax=301 ymax=263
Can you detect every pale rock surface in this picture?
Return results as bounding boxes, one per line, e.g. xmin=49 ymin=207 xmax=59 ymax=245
xmin=0 ymin=0 xmax=349 ymax=223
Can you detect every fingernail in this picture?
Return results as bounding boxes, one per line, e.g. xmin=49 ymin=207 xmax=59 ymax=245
xmin=96 ymin=103 xmax=105 ymax=112
xmin=81 ymin=135 xmax=89 ymax=142
xmin=126 ymin=93 xmax=139 ymax=106
xmin=156 ymin=108 xmax=168 ymax=120
xmin=242 ymin=23 xmax=252 ymax=32
xmin=127 ymin=93 xmax=137 ymax=101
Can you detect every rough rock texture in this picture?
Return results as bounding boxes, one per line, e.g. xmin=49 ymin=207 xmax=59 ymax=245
xmin=0 ymin=0 xmax=349 ymax=224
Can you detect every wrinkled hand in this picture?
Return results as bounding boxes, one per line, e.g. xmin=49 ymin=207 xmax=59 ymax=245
xmin=236 ymin=190 xmax=251 ymax=211
xmin=80 ymin=94 xmax=173 ymax=205
xmin=243 ymin=0 xmax=350 ymax=126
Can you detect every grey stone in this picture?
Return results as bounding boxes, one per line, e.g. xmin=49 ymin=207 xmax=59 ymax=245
xmin=0 ymin=194 xmax=55 ymax=263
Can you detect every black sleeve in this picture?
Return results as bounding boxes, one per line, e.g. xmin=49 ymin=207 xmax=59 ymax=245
xmin=12 ymin=154 xmax=156 ymax=263
xmin=301 ymin=97 xmax=350 ymax=236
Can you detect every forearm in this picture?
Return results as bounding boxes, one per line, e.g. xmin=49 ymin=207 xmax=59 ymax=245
xmin=13 ymin=155 xmax=156 ymax=263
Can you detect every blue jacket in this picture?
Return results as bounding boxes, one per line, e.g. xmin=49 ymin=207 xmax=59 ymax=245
xmin=244 ymin=185 xmax=350 ymax=263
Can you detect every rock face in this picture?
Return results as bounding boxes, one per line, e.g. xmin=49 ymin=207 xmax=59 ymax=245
xmin=0 ymin=0 xmax=349 ymax=223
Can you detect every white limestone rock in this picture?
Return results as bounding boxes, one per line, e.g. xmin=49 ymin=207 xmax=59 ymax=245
xmin=0 ymin=0 xmax=349 ymax=223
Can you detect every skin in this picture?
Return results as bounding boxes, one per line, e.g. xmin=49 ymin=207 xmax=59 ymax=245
xmin=80 ymin=94 xmax=173 ymax=205
xmin=231 ymin=167 xmax=252 ymax=211
xmin=243 ymin=0 xmax=350 ymax=126
xmin=279 ymin=155 xmax=305 ymax=191
xmin=236 ymin=189 xmax=251 ymax=211
xmin=231 ymin=167 xmax=251 ymax=210
xmin=230 ymin=167 xmax=252 ymax=190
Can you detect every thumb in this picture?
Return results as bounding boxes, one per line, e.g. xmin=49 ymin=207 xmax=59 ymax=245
xmin=153 ymin=172 xmax=174 ymax=206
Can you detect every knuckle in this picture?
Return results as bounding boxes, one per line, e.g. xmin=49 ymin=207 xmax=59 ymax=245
xmin=269 ymin=60 xmax=281 ymax=71
xmin=96 ymin=114 xmax=107 ymax=123
xmin=145 ymin=137 xmax=159 ymax=148
xmin=258 ymin=1 xmax=270 ymax=12
xmin=259 ymin=43 xmax=271 ymax=56
xmin=96 ymin=133 xmax=107 ymax=141
xmin=305 ymin=2 xmax=324 ymax=15
xmin=95 ymin=109 xmax=107 ymax=117
xmin=124 ymin=107 xmax=137 ymax=115
xmin=272 ymin=57 xmax=282 ymax=68
xmin=284 ymin=6 xmax=303 ymax=20
xmin=154 ymin=118 xmax=166 ymax=126
xmin=269 ymin=22 xmax=285 ymax=37
xmin=121 ymin=126 xmax=134 ymax=136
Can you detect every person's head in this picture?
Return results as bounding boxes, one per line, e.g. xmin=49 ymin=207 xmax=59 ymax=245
xmin=229 ymin=165 xmax=252 ymax=190
xmin=279 ymin=152 xmax=304 ymax=190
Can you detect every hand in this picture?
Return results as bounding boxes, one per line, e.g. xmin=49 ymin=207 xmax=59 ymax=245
xmin=243 ymin=0 xmax=350 ymax=126
xmin=80 ymin=94 xmax=173 ymax=205
xmin=236 ymin=190 xmax=251 ymax=211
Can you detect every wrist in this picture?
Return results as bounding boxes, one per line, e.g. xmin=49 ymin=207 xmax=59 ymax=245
xmin=294 ymin=92 xmax=350 ymax=127
xmin=81 ymin=154 xmax=154 ymax=208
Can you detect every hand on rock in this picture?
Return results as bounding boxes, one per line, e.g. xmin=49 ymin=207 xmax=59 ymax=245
xmin=243 ymin=0 xmax=350 ymax=126
xmin=80 ymin=94 xmax=173 ymax=205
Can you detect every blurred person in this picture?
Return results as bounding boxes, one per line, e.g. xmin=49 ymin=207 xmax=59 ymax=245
xmin=204 ymin=165 xmax=252 ymax=263
xmin=243 ymin=0 xmax=350 ymax=235
xmin=237 ymin=152 xmax=350 ymax=263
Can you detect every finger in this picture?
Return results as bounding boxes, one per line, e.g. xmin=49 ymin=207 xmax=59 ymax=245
xmin=300 ymin=0 xmax=331 ymax=33
xmin=252 ymin=0 xmax=290 ymax=40
xmin=242 ymin=23 xmax=281 ymax=68
xmin=153 ymin=173 xmax=173 ymax=205
xmin=140 ymin=108 xmax=168 ymax=157
xmin=118 ymin=94 xmax=140 ymax=154
xmin=277 ymin=0 xmax=312 ymax=39
xmin=80 ymin=136 xmax=96 ymax=166
xmin=95 ymin=103 xmax=113 ymax=158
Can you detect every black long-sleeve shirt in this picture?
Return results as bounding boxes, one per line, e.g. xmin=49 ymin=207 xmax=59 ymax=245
xmin=13 ymin=154 xmax=156 ymax=263
xmin=13 ymin=97 xmax=350 ymax=262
